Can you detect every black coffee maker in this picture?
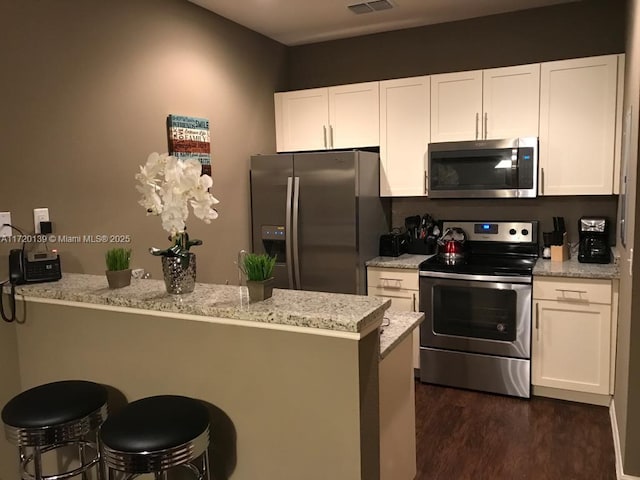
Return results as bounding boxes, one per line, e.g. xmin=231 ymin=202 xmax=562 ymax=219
xmin=578 ymin=217 xmax=611 ymax=264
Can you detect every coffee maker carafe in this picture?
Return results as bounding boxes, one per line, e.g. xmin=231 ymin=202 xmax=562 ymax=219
xmin=578 ymin=217 xmax=611 ymax=264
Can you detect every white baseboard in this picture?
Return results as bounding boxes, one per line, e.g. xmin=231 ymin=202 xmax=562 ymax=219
xmin=610 ymin=400 xmax=640 ymax=480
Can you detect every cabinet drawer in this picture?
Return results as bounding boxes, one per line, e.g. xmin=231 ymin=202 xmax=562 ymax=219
xmin=367 ymin=267 xmax=419 ymax=291
xmin=533 ymin=277 xmax=612 ymax=304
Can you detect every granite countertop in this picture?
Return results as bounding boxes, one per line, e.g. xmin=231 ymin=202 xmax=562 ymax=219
xmin=533 ymin=255 xmax=619 ymax=279
xmin=10 ymin=273 xmax=390 ymax=334
xmin=366 ymin=254 xmax=435 ymax=269
xmin=379 ymin=310 xmax=424 ymax=359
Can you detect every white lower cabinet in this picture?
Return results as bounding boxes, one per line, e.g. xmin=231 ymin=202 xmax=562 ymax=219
xmin=367 ymin=267 xmax=420 ymax=371
xmin=532 ymin=277 xmax=614 ymax=396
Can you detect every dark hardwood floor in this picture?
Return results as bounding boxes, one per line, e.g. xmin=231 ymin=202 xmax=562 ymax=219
xmin=414 ymin=382 xmax=616 ymax=480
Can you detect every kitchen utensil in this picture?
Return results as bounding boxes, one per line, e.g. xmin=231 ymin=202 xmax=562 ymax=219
xmin=404 ymin=215 xmax=421 ymax=240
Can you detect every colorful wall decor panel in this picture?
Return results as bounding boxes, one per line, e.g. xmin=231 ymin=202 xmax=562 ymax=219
xmin=166 ymin=115 xmax=211 ymax=176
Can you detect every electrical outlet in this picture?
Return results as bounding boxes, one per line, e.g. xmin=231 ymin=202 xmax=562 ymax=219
xmin=33 ymin=208 xmax=49 ymax=234
xmin=0 ymin=212 xmax=11 ymax=237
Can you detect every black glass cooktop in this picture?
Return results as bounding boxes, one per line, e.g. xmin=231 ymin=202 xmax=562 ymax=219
xmin=420 ymin=253 xmax=537 ymax=277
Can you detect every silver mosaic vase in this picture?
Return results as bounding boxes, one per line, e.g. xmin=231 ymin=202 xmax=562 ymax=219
xmin=161 ymin=253 xmax=196 ymax=294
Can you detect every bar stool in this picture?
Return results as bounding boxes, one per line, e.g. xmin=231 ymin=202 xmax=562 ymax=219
xmin=1 ymin=380 xmax=108 ymax=480
xmin=100 ymin=395 xmax=211 ymax=479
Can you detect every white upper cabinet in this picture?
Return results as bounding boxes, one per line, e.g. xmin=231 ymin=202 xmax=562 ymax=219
xmin=275 ymin=82 xmax=379 ymax=152
xmin=430 ymin=65 xmax=540 ymax=142
xmin=539 ymin=54 xmax=619 ymax=195
xmin=482 ymin=64 xmax=540 ymax=139
xmin=379 ymin=76 xmax=430 ymax=197
xmin=328 ymin=82 xmax=380 ymax=149
xmin=430 ymin=70 xmax=482 ymax=142
xmin=275 ymin=88 xmax=329 ymax=152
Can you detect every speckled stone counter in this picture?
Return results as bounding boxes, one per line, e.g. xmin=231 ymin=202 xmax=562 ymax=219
xmin=379 ymin=310 xmax=424 ymax=359
xmin=533 ymin=256 xmax=619 ymax=279
xmin=366 ymin=254 xmax=435 ymax=269
xmin=11 ymin=273 xmax=390 ymax=334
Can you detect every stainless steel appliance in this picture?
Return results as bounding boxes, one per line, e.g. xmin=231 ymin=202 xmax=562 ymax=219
xmin=428 ymin=137 xmax=538 ymax=198
xmin=250 ymin=151 xmax=388 ymax=294
xmin=419 ymin=220 xmax=539 ymax=398
xmin=578 ymin=217 xmax=611 ymax=264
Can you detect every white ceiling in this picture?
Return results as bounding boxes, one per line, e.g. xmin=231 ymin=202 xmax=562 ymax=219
xmin=187 ymin=0 xmax=580 ymax=46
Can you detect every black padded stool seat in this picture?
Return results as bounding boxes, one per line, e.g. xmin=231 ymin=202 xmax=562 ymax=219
xmin=1 ymin=380 xmax=108 ymax=480
xmin=2 ymin=380 xmax=108 ymax=430
xmin=100 ymin=395 xmax=211 ymax=478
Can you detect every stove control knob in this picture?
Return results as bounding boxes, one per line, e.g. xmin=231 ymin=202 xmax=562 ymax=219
xmin=509 ymin=228 xmax=517 ymax=235
xmin=521 ymin=229 xmax=529 ymax=236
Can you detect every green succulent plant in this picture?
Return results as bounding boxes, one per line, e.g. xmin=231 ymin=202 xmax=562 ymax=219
xmin=240 ymin=253 xmax=276 ymax=282
xmin=105 ymin=248 xmax=132 ymax=271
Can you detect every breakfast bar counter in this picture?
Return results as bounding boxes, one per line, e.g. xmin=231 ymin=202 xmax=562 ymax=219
xmin=0 ymin=274 xmax=419 ymax=480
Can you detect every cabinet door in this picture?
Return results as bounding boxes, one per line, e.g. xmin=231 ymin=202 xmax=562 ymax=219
xmin=430 ymin=70 xmax=482 ymax=142
xmin=275 ymin=88 xmax=329 ymax=152
xmin=379 ymin=76 xmax=430 ymax=197
xmin=539 ymin=55 xmax=618 ymax=195
xmin=532 ymin=299 xmax=611 ymax=395
xmin=483 ymin=64 xmax=540 ymax=140
xmin=368 ymin=286 xmax=420 ymax=371
xmin=328 ymin=82 xmax=380 ymax=149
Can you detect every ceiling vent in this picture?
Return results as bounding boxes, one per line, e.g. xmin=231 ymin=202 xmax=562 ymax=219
xmin=348 ymin=0 xmax=394 ymax=14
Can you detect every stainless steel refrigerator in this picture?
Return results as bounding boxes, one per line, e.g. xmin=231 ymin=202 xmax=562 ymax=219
xmin=250 ymin=150 xmax=389 ymax=295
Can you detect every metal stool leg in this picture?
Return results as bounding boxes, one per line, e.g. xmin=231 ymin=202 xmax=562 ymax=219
xmin=154 ymin=472 xmax=168 ymax=480
xmin=32 ymin=446 xmax=43 ymax=480
xmin=202 ymin=449 xmax=211 ymax=480
xmin=78 ymin=442 xmax=88 ymax=480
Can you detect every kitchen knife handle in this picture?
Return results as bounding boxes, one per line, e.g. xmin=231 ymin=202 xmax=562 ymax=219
xmin=484 ymin=112 xmax=488 ymax=139
xmin=541 ymin=167 xmax=545 ymax=195
xmin=475 ymin=113 xmax=479 ymax=140
xmin=323 ymin=125 xmax=327 ymax=149
xmin=286 ymin=177 xmax=294 ymax=289
xmin=292 ymin=176 xmax=301 ymax=289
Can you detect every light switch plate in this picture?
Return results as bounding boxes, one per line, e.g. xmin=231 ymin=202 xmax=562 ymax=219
xmin=0 ymin=212 xmax=11 ymax=237
xmin=33 ymin=208 xmax=49 ymax=234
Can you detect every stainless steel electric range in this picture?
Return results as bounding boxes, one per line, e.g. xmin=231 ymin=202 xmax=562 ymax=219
xmin=419 ymin=220 xmax=539 ymax=398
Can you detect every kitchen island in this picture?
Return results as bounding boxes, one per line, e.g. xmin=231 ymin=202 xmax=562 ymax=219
xmin=0 ymin=274 xmax=421 ymax=480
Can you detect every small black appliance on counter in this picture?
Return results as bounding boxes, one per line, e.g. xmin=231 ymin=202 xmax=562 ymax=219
xmin=379 ymin=230 xmax=409 ymax=257
xmin=578 ymin=217 xmax=611 ymax=264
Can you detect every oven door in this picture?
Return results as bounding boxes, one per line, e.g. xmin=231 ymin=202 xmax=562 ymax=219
xmin=419 ymin=274 xmax=531 ymax=359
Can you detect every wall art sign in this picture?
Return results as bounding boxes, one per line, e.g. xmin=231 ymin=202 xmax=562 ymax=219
xmin=166 ymin=114 xmax=211 ymax=176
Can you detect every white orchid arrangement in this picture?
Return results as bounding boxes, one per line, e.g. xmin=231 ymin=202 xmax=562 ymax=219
xmin=135 ymin=152 xmax=219 ymax=257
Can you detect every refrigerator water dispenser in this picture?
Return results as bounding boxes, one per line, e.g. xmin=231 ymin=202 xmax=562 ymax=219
xmin=261 ymin=225 xmax=286 ymax=263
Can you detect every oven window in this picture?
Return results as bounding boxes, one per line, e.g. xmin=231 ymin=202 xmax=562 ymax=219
xmin=433 ymin=285 xmax=517 ymax=341
xmin=430 ymin=148 xmax=517 ymax=191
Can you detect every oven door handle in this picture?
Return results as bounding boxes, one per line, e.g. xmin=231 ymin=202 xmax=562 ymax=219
xmin=419 ymin=271 xmax=532 ymax=284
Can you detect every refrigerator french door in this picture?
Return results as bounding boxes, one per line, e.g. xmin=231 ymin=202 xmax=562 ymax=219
xmin=250 ymin=151 xmax=387 ymax=295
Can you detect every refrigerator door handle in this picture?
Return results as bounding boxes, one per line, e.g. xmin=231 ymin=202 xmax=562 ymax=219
xmin=285 ymin=176 xmax=294 ymax=289
xmin=292 ymin=176 xmax=301 ymax=289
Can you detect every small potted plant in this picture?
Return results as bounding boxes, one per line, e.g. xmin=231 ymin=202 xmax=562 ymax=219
xmin=105 ymin=248 xmax=132 ymax=289
xmin=241 ymin=253 xmax=276 ymax=302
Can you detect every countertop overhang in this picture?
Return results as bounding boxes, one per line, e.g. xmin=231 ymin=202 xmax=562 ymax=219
xmin=8 ymin=273 xmax=391 ymax=337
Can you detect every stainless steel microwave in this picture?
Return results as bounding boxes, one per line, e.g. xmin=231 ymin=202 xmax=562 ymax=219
xmin=427 ymin=137 xmax=538 ymax=198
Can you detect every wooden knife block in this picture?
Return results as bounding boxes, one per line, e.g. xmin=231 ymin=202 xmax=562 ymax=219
xmin=550 ymin=232 xmax=570 ymax=262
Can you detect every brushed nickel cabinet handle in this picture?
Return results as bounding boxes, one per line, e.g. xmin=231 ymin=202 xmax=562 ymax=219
xmin=323 ymin=125 xmax=327 ymax=149
xmin=541 ymin=167 xmax=545 ymax=195
xmin=535 ymin=302 xmax=540 ymax=342
xmin=475 ymin=113 xmax=479 ymax=140
xmin=329 ymin=125 xmax=334 ymax=149
xmin=484 ymin=112 xmax=488 ymax=139
xmin=424 ymin=172 xmax=428 ymax=195
xmin=412 ymin=292 xmax=417 ymax=312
